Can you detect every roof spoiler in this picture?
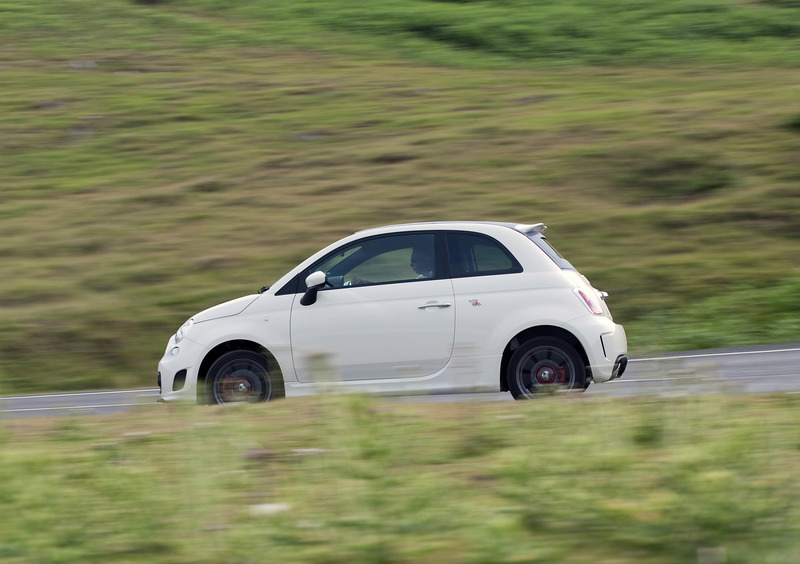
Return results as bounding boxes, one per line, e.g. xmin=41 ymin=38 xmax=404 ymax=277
xmin=514 ymin=223 xmax=547 ymax=235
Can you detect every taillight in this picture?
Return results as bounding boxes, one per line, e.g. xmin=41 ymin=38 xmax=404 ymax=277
xmin=574 ymin=288 xmax=604 ymax=315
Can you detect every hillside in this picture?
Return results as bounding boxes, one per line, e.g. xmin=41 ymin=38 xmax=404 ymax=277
xmin=1 ymin=0 xmax=799 ymax=392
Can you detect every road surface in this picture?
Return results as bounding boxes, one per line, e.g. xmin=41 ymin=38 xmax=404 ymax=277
xmin=2 ymin=343 xmax=798 ymax=418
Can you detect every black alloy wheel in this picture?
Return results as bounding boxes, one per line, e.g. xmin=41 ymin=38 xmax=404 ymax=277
xmin=207 ymin=350 xmax=273 ymax=405
xmin=507 ymin=337 xmax=586 ymax=399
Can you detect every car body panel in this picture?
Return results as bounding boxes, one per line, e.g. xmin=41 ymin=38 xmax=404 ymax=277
xmin=193 ymin=294 xmax=260 ymax=323
xmin=290 ymin=278 xmax=455 ymax=382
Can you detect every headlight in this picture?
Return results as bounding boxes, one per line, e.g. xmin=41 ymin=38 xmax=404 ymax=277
xmin=174 ymin=318 xmax=194 ymax=343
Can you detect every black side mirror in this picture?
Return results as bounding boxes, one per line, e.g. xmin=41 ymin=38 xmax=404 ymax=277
xmin=300 ymin=271 xmax=327 ymax=306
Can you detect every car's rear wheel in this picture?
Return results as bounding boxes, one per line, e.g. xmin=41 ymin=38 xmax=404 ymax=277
xmin=207 ymin=350 xmax=275 ymax=405
xmin=507 ymin=337 xmax=586 ymax=399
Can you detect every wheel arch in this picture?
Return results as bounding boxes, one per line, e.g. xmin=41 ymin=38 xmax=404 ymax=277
xmin=499 ymin=326 xmax=592 ymax=392
xmin=198 ymin=340 xmax=284 ymax=404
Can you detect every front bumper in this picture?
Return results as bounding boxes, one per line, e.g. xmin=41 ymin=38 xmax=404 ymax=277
xmin=157 ymin=337 xmax=203 ymax=402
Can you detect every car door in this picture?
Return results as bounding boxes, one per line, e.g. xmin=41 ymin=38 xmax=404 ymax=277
xmin=446 ymin=231 xmax=524 ymax=357
xmin=290 ymin=232 xmax=455 ymax=383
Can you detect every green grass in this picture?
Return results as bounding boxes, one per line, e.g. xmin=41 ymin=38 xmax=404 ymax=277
xmin=1 ymin=0 xmax=800 ymax=392
xmin=634 ymin=271 xmax=800 ymax=351
xmin=1 ymin=393 xmax=799 ymax=563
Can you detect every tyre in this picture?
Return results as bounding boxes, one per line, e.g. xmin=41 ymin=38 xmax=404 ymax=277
xmin=507 ymin=337 xmax=586 ymax=399
xmin=206 ymin=350 xmax=278 ymax=405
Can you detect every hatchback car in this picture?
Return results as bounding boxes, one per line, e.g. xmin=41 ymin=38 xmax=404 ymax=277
xmin=158 ymin=222 xmax=627 ymax=404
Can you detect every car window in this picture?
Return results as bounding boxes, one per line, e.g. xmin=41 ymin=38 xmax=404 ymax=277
xmin=315 ymin=245 xmax=362 ymax=275
xmin=447 ymin=232 xmax=522 ymax=277
xmin=474 ymin=242 xmax=514 ymax=271
xmin=312 ymin=233 xmax=437 ymax=288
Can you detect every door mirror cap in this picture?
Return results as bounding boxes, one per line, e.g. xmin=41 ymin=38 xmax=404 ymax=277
xmin=300 ymin=271 xmax=327 ymax=306
xmin=305 ymin=271 xmax=327 ymax=290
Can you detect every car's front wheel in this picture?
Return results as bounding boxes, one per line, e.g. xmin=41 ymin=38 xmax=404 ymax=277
xmin=206 ymin=350 xmax=277 ymax=405
xmin=507 ymin=337 xmax=586 ymax=399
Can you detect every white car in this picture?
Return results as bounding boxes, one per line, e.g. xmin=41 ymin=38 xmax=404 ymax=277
xmin=158 ymin=222 xmax=627 ymax=404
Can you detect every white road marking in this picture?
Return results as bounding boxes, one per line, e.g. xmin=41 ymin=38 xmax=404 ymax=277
xmin=0 ymin=402 xmax=151 ymax=414
xmin=607 ymin=377 xmax=683 ymax=383
xmin=0 ymin=388 xmax=158 ymax=401
xmin=630 ymin=348 xmax=800 ymax=363
xmin=612 ymin=372 xmax=797 ymax=384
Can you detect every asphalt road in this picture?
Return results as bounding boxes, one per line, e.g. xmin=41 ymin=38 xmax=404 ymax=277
xmin=2 ymin=343 xmax=798 ymax=418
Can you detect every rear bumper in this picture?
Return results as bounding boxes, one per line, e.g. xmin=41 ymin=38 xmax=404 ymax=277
xmin=588 ymin=323 xmax=627 ymax=383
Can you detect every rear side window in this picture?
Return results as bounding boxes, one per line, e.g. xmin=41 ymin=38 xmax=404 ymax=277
xmin=447 ymin=232 xmax=522 ymax=278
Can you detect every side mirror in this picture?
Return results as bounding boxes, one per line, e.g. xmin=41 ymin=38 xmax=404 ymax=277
xmin=300 ymin=271 xmax=327 ymax=306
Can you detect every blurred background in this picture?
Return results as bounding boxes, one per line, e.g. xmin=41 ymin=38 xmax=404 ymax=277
xmin=1 ymin=0 xmax=799 ymax=393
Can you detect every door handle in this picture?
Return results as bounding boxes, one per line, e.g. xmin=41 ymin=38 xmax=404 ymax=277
xmin=418 ymin=302 xmax=452 ymax=310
